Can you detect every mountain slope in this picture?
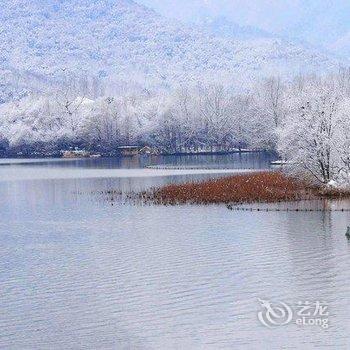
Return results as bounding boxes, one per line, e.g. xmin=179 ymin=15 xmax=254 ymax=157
xmin=0 ymin=0 xmax=344 ymax=96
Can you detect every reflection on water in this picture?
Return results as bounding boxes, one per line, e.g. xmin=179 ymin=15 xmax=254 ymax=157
xmin=0 ymin=153 xmax=272 ymax=182
xmin=0 ymin=152 xmax=274 ymax=169
xmin=1 ymin=153 xmax=350 ymax=349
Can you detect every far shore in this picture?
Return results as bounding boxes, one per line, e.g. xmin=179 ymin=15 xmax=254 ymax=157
xmin=0 ymin=148 xmax=269 ymax=160
xmin=139 ymin=171 xmax=350 ymax=206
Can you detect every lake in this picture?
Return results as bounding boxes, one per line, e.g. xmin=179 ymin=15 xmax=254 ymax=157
xmin=1 ymin=152 xmax=350 ymax=349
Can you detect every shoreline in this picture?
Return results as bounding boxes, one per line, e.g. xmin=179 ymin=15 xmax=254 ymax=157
xmin=0 ymin=149 xmax=270 ymax=160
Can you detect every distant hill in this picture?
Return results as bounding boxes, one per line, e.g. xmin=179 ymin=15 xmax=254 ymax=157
xmin=0 ymin=0 xmax=344 ymax=101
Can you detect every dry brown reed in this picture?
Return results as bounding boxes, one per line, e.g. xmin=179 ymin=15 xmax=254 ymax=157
xmin=140 ymin=171 xmax=319 ymax=205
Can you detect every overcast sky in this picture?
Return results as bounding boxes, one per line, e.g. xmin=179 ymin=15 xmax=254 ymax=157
xmin=137 ymin=0 xmax=350 ymax=49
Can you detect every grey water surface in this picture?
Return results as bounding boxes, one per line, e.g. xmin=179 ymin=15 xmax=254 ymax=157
xmin=1 ymin=153 xmax=350 ymax=349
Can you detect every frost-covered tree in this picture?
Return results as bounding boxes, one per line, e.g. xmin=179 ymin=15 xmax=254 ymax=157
xmin=263 ymin=77 xmax=285 ymax=128
xmin=197 ymin=84 xmax=235 ymax=151
xmin=0 ymin=95 xmax=66 ymax=150
xmin=277 ymin=76 xmax=350 ymax=185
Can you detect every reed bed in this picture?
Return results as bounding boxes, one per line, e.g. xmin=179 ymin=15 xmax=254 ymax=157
xmin=140 ymin=171 xmax=318 ymax=205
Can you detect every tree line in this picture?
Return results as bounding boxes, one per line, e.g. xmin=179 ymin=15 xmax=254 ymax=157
xmin=1 ymin=69 xmax=350 ymax=186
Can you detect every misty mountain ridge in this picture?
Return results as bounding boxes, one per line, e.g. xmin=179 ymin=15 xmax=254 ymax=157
xmin=0 ymin=0 xmax=346 ymax=102
xmin=194 ymin=15 xmax=274 ymax=40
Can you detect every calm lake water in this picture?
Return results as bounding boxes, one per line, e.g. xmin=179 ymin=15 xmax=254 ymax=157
xmin=1 ymin=153 xmax=350 ymax=349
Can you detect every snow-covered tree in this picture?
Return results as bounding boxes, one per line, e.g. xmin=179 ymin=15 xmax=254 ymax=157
xmin=277 ymin=76 xmax=350 ymax=185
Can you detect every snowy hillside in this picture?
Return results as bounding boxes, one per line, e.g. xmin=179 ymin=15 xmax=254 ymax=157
xmin=0 ymin=0 xmax=344 ymax=99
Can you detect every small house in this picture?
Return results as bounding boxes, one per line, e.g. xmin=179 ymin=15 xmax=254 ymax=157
xmin=117 ymin=146 xmax=158 ymax=156
xmin=117 ymin=146 xmax=141 ymax=156
xmin=62 ymin=150 xmax=90 ymax=158
xmin=139 ymin=146 xmax=158 ymax=155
